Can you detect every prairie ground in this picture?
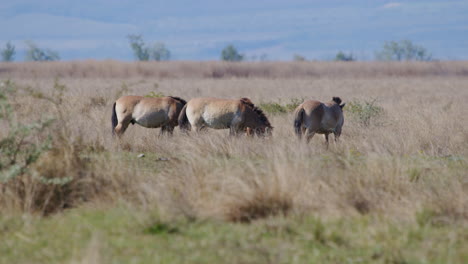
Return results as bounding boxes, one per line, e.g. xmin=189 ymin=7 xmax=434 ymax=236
xmin=1 ymin=61 xmax=467 ymax=263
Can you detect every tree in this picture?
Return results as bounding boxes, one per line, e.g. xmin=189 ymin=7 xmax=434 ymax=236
xmin=375 ymin=40 xmax=432 ymax=61
xmin=293 ymin=54 xmax=306 ymax=61
xmin=127 ymin=34 xmax=150 ymax=61
xmin=335 ymin=51 xmax=355 ymax=61
xmin=221 ymin=45 xmax=244 ymax=62
xmin=151 ymin=42 xmax=171 ymax=61
xmin=1 ymin=42 xmax=15 ymax=62
xmin=128 ymin=34 xmax=171 ymax=61
xmin=24 ymin=41 xmax=60 ymax=61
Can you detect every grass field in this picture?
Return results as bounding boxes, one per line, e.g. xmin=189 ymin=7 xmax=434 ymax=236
xmin=1 ymin=61 xmax=467 ymax=263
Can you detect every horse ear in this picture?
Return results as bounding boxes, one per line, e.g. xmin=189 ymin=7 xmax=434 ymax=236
xmin=340 ymin=103 xmax=345 ymax=109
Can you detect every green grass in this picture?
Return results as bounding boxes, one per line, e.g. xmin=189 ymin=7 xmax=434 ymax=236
xmin=1 ymin=206 xmax=467 ymax=264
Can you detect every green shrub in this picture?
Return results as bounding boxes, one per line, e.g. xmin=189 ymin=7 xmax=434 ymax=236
xmin=260 ymin=98 xmax=304 ymax=115
xmin=346 ymin=99 xmax=383 ymax=127
xmin=0 ymin=80 xmax=53 ymax=183
xmin=259 ymin=102 xmax=287 ymax=115
xmin=145 ymin=91 xmax=165 ymax=98
xmin=0 ymin=80 xmax=93 ymax=215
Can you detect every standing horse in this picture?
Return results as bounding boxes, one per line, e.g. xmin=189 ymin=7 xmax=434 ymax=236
xmin=293 ymin=97 xmax=345 ymax=143
xmin=178 ymin=97 xmax=272 ymax=136
xmin=111 ymin=95 xmax=186 ymax=137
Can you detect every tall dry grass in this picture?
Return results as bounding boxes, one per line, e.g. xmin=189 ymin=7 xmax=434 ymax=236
xmin=0 ymin=61 xmax=467 ymax=225
xmin=1 ymin=60 xmax=468 ymax=79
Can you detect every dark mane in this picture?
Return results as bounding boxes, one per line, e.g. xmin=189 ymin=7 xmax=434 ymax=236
xmin=240 ymin=98 xmax=272 ymax=128
xmin=240 ymin=97 xmax=254 ymax=108
xmin=332 ymin=97 xmax=342 ymax=104
xmin=169 ymin=96 xmax=187 ymax=105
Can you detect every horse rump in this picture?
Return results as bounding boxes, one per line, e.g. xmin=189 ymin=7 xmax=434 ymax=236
xmin=178 ymin=104 xmax=191 ymax=132
xmin=293 ymin=107 xmax=305 ymax=138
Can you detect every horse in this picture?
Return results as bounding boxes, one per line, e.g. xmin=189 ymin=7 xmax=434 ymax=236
xmin=178 ymin=97 xmax=273 ymax=136
xmin=111 ymin=95 xmax=187 ymax=137
xmin=293 ymin=97 xmax=345 ymax=143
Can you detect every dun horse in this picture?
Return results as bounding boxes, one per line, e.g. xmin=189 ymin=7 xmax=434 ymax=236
xmin=178 ymin=97 xmax=272 ymax=136
xmin=293 ymin=97 xmax=345 ymax=143
xmin=112 ymin=95 xmax=187 ymax=136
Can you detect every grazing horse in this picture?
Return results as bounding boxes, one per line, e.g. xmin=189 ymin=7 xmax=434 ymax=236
xmin=178 ymin=97 xmax=272 ymax=136
xmin=293 ymin=97 xmax=345 ymax=143
xmin=112 ymin=95 xmax=186 ymax=137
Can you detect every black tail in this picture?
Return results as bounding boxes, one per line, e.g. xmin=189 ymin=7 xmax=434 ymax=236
xmin=111 ymin=102 xmax=118 ymax=136
xmin=332 ymin=97 xmax=342 ymax=104
xmin=169 ymin=96 xmax=187 ymax=106
xmin=294 ymin=107 xmax=304 ymax=138
xmin=178 ymin=104 xmax=191 ymax=132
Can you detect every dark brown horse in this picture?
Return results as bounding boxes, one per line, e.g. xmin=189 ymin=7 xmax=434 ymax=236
xmin=112 ymin=95 xmax=186 ymax=136
xmin=293 ymin=97 xmax=345 ymax=143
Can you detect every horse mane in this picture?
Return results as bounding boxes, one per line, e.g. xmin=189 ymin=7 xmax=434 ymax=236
xmin=168 ymin=96 xmax=187 ymax=105
xmin=240 ymin=97 xmax=254 ymax=108
xmin=240 ymin=97 xmax=272 ymax=128
xmin=332 ymin=97 xmax=342 ymax=105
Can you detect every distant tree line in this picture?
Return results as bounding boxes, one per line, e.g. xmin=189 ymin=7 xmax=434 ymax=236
xmin=1 ymin=41 xmax=60 ymax=62
xmin=1 ymin=39 xmax=433 ymax=62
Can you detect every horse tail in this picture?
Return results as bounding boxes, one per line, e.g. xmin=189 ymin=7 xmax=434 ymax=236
xmin=293 ymin=107 xmax=305 ymax=138
xmin=178 ymin=104 xmax=191 ymax=132
xmin=111 ymin=102 xmax=118 ymax=136
xmin=332 ymin=97 xmax=342 ymax=104
xmin=169 ymin=96 xmax=187 ymax=106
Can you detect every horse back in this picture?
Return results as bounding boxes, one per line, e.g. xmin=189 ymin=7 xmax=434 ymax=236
xmin=186 ymin=97 xmax=242 ymax=128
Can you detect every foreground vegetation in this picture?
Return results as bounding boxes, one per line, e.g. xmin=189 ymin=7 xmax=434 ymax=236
xmin=0 ymin=61 xmax=467 ymax=263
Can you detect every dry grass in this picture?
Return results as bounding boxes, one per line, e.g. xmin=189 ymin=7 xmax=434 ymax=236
xmin=1 ymin=61 xmax=467 ymax=263
xmin=1 ymin=61 xmax=467 ymax=222
xmin=1 ymin=60 xmax=468 ymax=79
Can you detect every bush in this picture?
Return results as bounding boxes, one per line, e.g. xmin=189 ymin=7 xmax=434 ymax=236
xmin=0 ymin=80 xmax=94 ymax=214
xmin=24 ymin=41 xmax=60 ymax=61
xmin=335 ymin=51 xmax=355 ymax=61
xmin=375 ymin=40 xmax=432 ymax=61
xmin=145 ymin=91 xmax=165 ymax=98
xmin=260 ymin=98 xmax=304 ymax=115
xmin=259 ymin=102 xmax=287 ymax=115
xmin=345 ymin=99 xmax=384 ymax=127
xmin=128 ymin=35 xmax=171 ymax=61
xmin=221 ymin=45 xmax=244 ymax=62
xmin=293 ymin=54 xmax=306 ymax=61
xmin=1 ymin=42 xmax=15 ymax=62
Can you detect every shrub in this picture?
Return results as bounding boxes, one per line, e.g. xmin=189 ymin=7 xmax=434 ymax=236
xmin=335 ymin=51 xmax=355 ymax=61
xmin=375 ymin=40 xmax=432 ymax=61
xmin=128 ymin=34 xmax=171 ymax=61
xmin=293 ymin=54 xmax=306 ymax=61
xmin=1 ymin=42 xmax=15 ymax=62
xmin=345 ymin=99 xmax=384 ymax=127
xmin=24 ymin=41 xmax=60 ymax=61
xmin=221 ymin=45 xmax=244 ymax=62
xmin=260 ymin=98 xmax=304 ymax=115
xmin=0 ymin=80 xmax=95 ymax=214
xmin=259 ymin=102 xmax=287 ymax=115
xmin=145 ymin=91 xmax=165 ymax=98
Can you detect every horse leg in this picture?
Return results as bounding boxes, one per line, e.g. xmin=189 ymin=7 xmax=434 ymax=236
xmin=334 ymin=127 xmax=342 ymax=142
xmin=325 ymin=133 xmax=330 ymax=149
xmin=305 ymin=129 xmax=315 ymax=143
xmin=229 ymin=114 xmax=243 ymax=137
xmin=164 ymin=125 xmax=175 ymax=135
xmin=159 ymin=126 xmax=169 ymax=136
xmin=114 ymin=119 xmax=131 ymax=137
xmin=229 ymin=126 xmax=242 ymax=137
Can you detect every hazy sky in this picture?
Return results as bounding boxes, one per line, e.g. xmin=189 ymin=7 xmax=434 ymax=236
xmin=1 ymin=0 xmax=467 ymax=61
